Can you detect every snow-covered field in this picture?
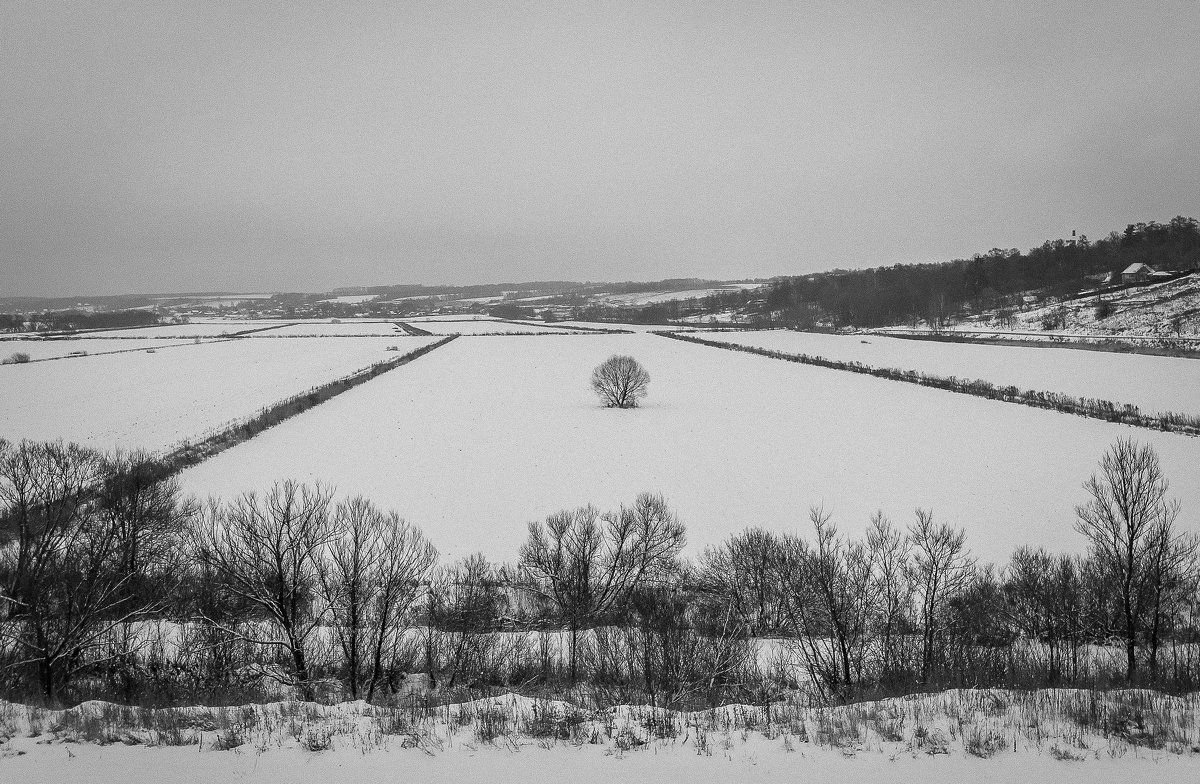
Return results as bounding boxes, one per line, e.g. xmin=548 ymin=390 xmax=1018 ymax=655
xmin=0 ymin=337 xmax=438 ymax=453
xmin=84 ymin=323 xmax=267 ymax=338
xmin=318 ymin=294 xmax=379 ymax=304
xmin=700 ymin=330 xmax=1200 ymax=415
xmin=597 ymin=283 xmax=762 ymax=306
xmin=407 ymin=318 xmax=586 ymax=335
xmin=553 ymin=320 xmax=684 ymax=333
xmin=263 ymin=321 xmax=407 ymax=337
xmin=178 ymin=333 xmax=1200 ymax=564
xmin=404 ymin=315 xmax=495 ymax=322
xmin=2 ymin=690 xmax=1199 ymax=784
xmin=0 ymin=337 xmax=200 ymax=361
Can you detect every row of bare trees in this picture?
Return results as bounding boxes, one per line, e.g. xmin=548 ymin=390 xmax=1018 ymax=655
xmin=0 ymin=436 xmax=1195 ymax=707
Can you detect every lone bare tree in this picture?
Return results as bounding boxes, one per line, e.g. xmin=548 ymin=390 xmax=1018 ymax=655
xmin=591 ymin=355 xmax=650 ymax=408
xmin=1075 ymin=438 xmax=1190 ymax=681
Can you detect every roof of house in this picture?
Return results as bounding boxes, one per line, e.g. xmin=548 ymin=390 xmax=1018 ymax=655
xmin=1122 ymin=263 xmax=1154 ymax=274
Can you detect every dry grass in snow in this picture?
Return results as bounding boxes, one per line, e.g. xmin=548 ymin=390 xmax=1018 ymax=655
xmin=2 ymin=689 xmax=1200 ymax=783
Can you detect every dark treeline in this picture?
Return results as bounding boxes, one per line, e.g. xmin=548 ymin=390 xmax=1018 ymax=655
xmin=765 ymin=216 xmax=1200 ymax=328
xmin=0 ymin=437 xmax=1196 ymax=711
xmin=1 ymin=309 xmax=161 ymax=333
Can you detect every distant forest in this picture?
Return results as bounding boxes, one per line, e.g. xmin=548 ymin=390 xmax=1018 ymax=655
xmin=763 ymin=216 xmax=1200 ymax=329
xmin=576 ymin=216 xmax=1200 ymax=327
xmin=0 ymin=308 xmax=159 ymax=333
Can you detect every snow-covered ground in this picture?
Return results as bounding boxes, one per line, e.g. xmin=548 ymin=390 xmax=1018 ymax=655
xmin=596 ymin=283 xmax=763 ymax=307
xmin=553 ymin=321 xmax=684 ymax=333
xmin=407 ymin=319 xmax=588 ymax=335
xmin=700 ymin=330 xmax=1200 ymax=415
xmin=84 ymin=323 xmax=268 ymax=338
xmin=0 ymin=337 xmax=201 ymax=361
xmin=2 ymin=690 xmax=1199 ymax=784
xmin=970 ymin=274 xmax=1200 ymax=337
xmin=0 ymin=337 xmax=439 ymax=453
xmin=178 ymin=333 xmax=1200 ymax=564
xmin=318 ymin=294 xmax=380 ymax=304
xmin=263 ymin=321 xmax=407 ymax=337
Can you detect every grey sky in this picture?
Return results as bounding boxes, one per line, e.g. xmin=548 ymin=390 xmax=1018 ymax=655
xmin=3 ymin=2 xmax=1198 ymax=296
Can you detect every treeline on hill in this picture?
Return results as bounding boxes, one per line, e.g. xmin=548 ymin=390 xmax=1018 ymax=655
xmin=0 ymin=437 xmax=1196 ymax=711
xmin=0 ymin=309 xmax=160 ymax=333
xmin=764 ymin=216 xmax=1200 ymax=329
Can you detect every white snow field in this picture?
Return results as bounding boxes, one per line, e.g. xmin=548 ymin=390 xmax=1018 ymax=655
xmin=84 ymin=323 xmax=271 ymax=338
xmin=407 ymin=318 xmax=588 ymax=335
xmin=701 ymin=329 xmax=1200 ymax=416
xmin=2 ymin=690 xmax=1200 ymax=784
xmin=178 ymin=333 xmax=1200 ymax=565
xmin=0 ymin=337 xmax=200 ymax=361
xmin=264 ymin=321 xmax=408 ymax=337
xmin=553 ymin=320 xmax=684 ymax=333
xmin=0 ymin=336 xmax=439 ymax=453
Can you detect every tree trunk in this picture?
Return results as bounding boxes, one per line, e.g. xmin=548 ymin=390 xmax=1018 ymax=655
xmin=569 ymin=621 xmax=579 ymax=685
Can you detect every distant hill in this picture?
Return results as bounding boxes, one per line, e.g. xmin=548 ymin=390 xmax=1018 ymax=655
xmin=764 ymin=216 xmax=1200 ymax=329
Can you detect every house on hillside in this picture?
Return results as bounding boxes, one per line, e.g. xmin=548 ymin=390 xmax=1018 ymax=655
xmin=1121 ymin=263 xmax=1155 ymax=284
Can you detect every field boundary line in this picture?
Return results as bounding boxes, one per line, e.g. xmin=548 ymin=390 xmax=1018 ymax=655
xmin=0 ymin=337 xmax=244 ymax=365
xmin=397 ymin=321 xmax=434 ymax=336
xmin=655 ymin=330 xmax=1200 ymax=437
xmin=496 ymin=319 xmax=633 ymax=334
xmin=160 ymin=335 xmax=458 ymax=474
xmin=867 ymin=329 xmax=1200 ymax=359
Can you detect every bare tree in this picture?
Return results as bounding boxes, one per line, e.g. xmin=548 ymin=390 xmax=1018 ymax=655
xmin=0 ymin=440 xmax=169 ymax=699
xmin=1075 ymin=438 xmax=1188 ymax=681
xmin=865 ymin=511 xmax=912 ymax=681
xmin=518 ymin=492 xmax=685 ymax=683
xmin=423 ymin=553 xmax=507 ymax=688
xmin=188 ymin=480 xmax=335 ymax=699
xmin=907 ymin=509 xmax=973 ymax=683
xmin=626 ymin=567 xmax=751 ymax=708
xmin=697 ymin=528 xmax=787 ymax=636
xmin=1004 ymin=547 xmax=1087 ymax=683
xmin=775 ymin=508 xmax=874 ymax=702
xmin=96 ymin=450 xmax=189 ymax=613
xmin=320 ymin=496 xmax=437 ymax=700
xmin=590 ymin=354 xmax=650 ymax=408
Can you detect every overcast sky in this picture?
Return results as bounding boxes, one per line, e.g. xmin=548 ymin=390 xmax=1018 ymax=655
xmin=3 ymin=2 xmax=1199 ymax=296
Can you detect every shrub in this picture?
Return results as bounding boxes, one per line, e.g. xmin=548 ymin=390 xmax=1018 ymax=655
xmin=2 ymin=352 xmax=31 ymax=364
